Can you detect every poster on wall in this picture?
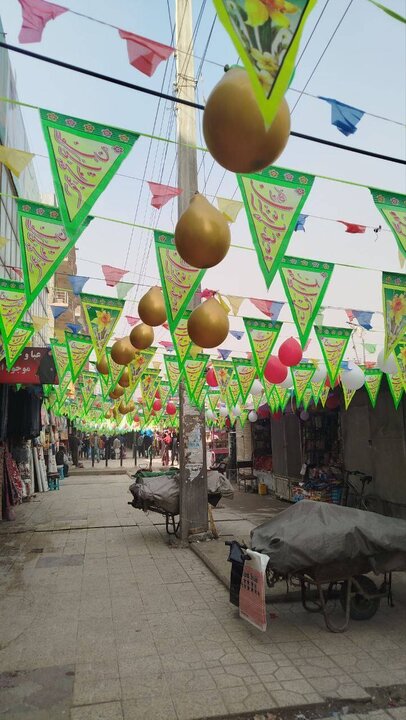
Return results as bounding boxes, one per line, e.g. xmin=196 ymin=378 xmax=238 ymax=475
xmin=0 ymin=347 xmax=58 ymax=384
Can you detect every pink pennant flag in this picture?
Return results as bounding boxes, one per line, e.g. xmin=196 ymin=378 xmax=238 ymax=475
xmin=338 ymin=221 xmax=366 ymax=234
xmin=148 ymin=182 xmax=183 ymax=210
xmin=119 ymin=30 xmax=174 ymax=77
xmin=18 ymin=0 xmax=67 ymax=43
xmin=126 ymin=316 xmax=139 ymax=326
xmin=160 ymin=341 xmax=175 ymax=349
xmin=162 ymin=322 xmax=169 ymax=330
xmin=250 ymin=298 xmax=283 ymax=319
xmin=197 ymin=289 xmax=216 ymax=300
xmin=345 ymin=309 xmax=355 ymax=322
xmin=102 ymin=265 xmax=128 ymax=287
xmin=246 ymin=352 xmax=252 ymax=360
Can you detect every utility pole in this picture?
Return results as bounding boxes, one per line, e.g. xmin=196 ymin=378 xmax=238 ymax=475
xmin=176 ymin=0 xmax=208 ymax=541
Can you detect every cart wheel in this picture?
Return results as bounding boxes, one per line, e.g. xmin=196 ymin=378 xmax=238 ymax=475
xmin=340 ymin=575 xmax=380 ymax=620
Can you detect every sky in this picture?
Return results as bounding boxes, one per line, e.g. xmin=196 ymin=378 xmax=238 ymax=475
xmin=1 ymin=0 xmax=405 ymax=367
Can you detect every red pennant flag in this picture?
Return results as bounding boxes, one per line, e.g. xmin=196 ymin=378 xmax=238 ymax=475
xmin=119 ymin=30 xmax=174 ymax=77
xmin=125 ymin=316 xmax=139 ymax=326
xmin=162 ymin=322 xmax=169 ymax=330
xmin=338 ymin=221 xmax=366 ymax=234
xmin=148 ymin=182 xmax=182 ymax=209
xmin=345 ymin=309 xmax=355 ymax=322
xmin=198 ymin=289 xmax=216 ymax=300
xmin=246 ymin=352 xmax=252 ymax=360
xmin=159 ymin=340 xmax=174 ymax=349
xmin=102 ymin=265 xmax=128 ymax=287
xmin=18 ymin=0 xmax=67 ymax=44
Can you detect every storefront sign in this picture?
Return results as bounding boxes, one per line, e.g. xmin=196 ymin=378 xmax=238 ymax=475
xmin=0 ymin=347 xmax=58 ymax=384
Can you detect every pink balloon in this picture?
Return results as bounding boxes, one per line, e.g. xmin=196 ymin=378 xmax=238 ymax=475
xmin=166 ymin=401 xmax=176 ymax=415
xmin=264 ymin=356 xmax=288 ymax=384
xmin=278 ymin=337 xmax=302 ymax=367
xmin=206 ymin=368 xmax=218 ymax=387
xmin=153 ymin=399 xmax=162 ymax=411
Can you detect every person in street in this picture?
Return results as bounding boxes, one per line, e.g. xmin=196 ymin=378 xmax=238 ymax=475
xmin=162 ymin=431 xmax=171 ymax=466
xmin=55 ymin=444 xmax=69 ymax=478
xmin=137 ymin=432 xmax=144 ymax=458
xmin=90 ymin=432 xmax=100 ymax=463
xmin=171 ymin=431 xmax=178 ymax=465
xmin=113 ymin=436 xmax=121 ymax=460
xmin=69 ymin=432 xmax=80 ymax=467
xmin=98 ymin=435 xmax=105 ymax=460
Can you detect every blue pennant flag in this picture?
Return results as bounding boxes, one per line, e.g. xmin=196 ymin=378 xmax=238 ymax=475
xmin=68 ymin=275 xmax=89 ymax=296
xmin=218 ymin=349 xmax=232 ymax=360
xmin=340 ymin=360 xmax=351 ymax=371
xmin=352 ymin=310 xmax=373 ymax=330
xmin=230 ymin=330 xmax=244 ymax=340
xmin=66 ymin=323 xmax=83 ymax=335
xmin=319 ymin=97 xmax=365 ymax=137
xmin=51 ymin=305 xmax=67 ymax=320
xmin=295 ymin=213 xmax=308 ymax=232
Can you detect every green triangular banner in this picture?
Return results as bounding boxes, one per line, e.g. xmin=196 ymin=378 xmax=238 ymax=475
xmin=171 ymin=311 xmax=192 ymax=369
xmin=194 ymin=375 xmax=207 ymax=410
xmin=301 ymin=386 xmax=313 ymax=411
xmin=80 ymin=293 xmax=125 ymax=361
xmin=370 ymin=189 xmax=406 ymax=258
xmin=342 ymin=385 xmax=357 ymax=410
xmin=310 ymin=378 xmax=325 ymax=405
xmin=79 ymin=371 xmax=98 ymax=410
xmin=291 ymin=363 xmax=316 ymax=404
xmin=243 ymin=318 xmax=282 ymax=378
xmin=140 ymin=370 xmax=161 ymax=411
xmin=208 ymin=392 xmax=221 ymax=412
xmin=3 ymin=322 xmax=34 ymax=371
xmin=40 ymin=108 xmax=139 ymax=235
xmin=154 ymin=231 xmax=206 ymax=334
xmin=183 ymin=354 xmax=210 ymax=404
xmin=106 ymin=348 xmax=125 ymax=391
xmin=252 ymin=391 xmax=264 ymax=411
xmin=232 ymin=358 xmax=256 ymax=403
xmin=382 ymin=272 xmax=406 ymax=358
xmin=127 ymin=348 xmax=156 ymax=395
xmin=319 ymin=385 xmax=330 ymax=408
xmin=0 ymin=279 xmax=27 ymax=339
xmin=66 ymin=332 xmax=93 ymax=381
xmin=50 ymin=338 xmax=70 ymax=382
xmin=98 ymin=370 xmax=111 ymax=400
xmin=394 ymin=343 xmax=406 ymax=389
xmin=280 ymin=256 xmax=334 ymax=347
xmin=363 ymin=368 xmax=383 ymax=408
xmin=164 ymin=355 xmax=182 ymax=394
xmin=314 ymin=326 xmax=352 ymax=385
xmin=55 ymin=369 xmax=73 ymax=404
xmin=17 ymin=198 xmax=91 ymax=307
xmin=211 ymin=360 xmax=235 ymax=400
xmin=386 ymin=373 xmax=404 ymax=409
xmin=274 ymin=385 xmax=290 ymax=412
xmin=227 ymin=374 xmax=241 ymax=410
xmin=238 ymin=167 xmax=314 ymax=288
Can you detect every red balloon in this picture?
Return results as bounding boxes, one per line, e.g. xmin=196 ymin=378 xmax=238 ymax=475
xmin=326 ymin=393 xmax=340 ymax=409
xmin=206 ymin=368 xmax=218 ymax=387
xmin=153 ymin=399 xmax=162 ymax=411
xmin=325 ymin=376 xmax=340 ymax=388
xmin=278 ymin=337 xmax=302 ymax=367
xmin=264 ymin=356 xmax=288 ymax=384
xmin=155 ymin=389 xmax=160 ymax=398
xmin=133 ymin=414 xmax=140 ymax=423
xmin=272 ymin=411 xmax=282 ymax=421
xmin=166 ymin=401 xmax=176 ymax=416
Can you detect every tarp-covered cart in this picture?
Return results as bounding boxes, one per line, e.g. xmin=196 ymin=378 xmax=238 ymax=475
xmin=229 ymin=501 xmax=406 ymax=632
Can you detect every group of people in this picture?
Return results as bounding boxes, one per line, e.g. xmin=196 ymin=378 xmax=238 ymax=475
xmin=136 ymin=430 xmax=179 ymax=466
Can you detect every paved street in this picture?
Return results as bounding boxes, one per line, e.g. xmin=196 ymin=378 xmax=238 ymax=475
xmin=0 ymin=472 xmax=406 ymax=720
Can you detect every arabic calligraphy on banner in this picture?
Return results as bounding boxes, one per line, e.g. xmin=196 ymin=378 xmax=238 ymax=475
xmin=0 ymin=347 xmax=58 ymax=384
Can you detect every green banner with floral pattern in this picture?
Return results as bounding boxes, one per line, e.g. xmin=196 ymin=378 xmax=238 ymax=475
xmin=3 ymin=322 xmax=34 ymax=371
xmin=154 ymin=231 xmax=206 ymax=333
xmin=50 ymin=338 xmax=70 ymax=382
xmin=238 ymin=167 xmax=314 ymax=288
xmin=66 ymin=332 xmax=93 ymax=381
xmin=280 ymin=256 xmax=334 ymax=347
xmin=80 ymin=293 xmax=125 ymax=361
xmin=382 ymin=272 xmax=406 ymax=358
xmin=314 ymin=326 xmax=352 ymax=385
xmin=79 ymin=371 xmax=98 ymax=410
xmin=243 ymin=318 xmax=282 ymax=377
xmin=140 ymin=370 xmax=161 ymax=411
xmin=394 ymin=343 xmax=406 ymax=389
xmin=0 ymin=279 xmax=27 ymax=340
xmin=370 ymin=189 xmax=406 ymax=258
xmin=211 ymin=360 xmax=235 ymax=399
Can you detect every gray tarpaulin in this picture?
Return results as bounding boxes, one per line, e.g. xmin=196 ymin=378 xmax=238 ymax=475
xmin=250 ymin=500 xmax=406 ymax=576
xmin=129 ymin=470 xmax=233 ymax=515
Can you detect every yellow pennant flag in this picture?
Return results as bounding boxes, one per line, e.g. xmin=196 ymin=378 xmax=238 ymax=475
xmin=0 ymin=146 xmax=34 ymax=178
xmin=216 ymin=197 xmax=244 ymax=223
xmin=217 ymin=293 xmax=231 ymax=315
xmin=32 ymin=316 xmax=48 ymax=332
xmin=54 ymin=328 xmax=66 ymax=343
xmin=0 ymin=236 xmax=9 ymax=248
xmin=226 ymin=295 xmax=244 ymax=316
xmin=189 ymin=344 xmax=202 ymax=359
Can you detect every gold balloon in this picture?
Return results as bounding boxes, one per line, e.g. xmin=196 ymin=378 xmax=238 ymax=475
xmin=105 ymin=410 xmax=112 ymax=419
xmin=130 ymin=323 xmax=154 ymax=350
xmin=118 ymin=367 xmax=130 ymax=388
xmin=203 ymin=67 xmax=290 ymax=173
xmin=118 ymin=400 xmax=128 ymax=415
xmin=109 ymin=386 xmax=124 ymax=400
xmin=175 ymin=193 xmax=231 ymax=269
xmin=138 ymin=286 xmax=167 ymax=327
xmin=126 ymin=400 xmax=135 ymax=413
xmin=187 ymin=298 xmax=229 ymax=348
xmin=96 ymin=354 xmax=109 ymax=375
xmin=111 ymin=337 xmax=135 ymax=366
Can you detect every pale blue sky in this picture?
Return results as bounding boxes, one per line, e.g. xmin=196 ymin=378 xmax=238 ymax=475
xmin=1 ymin=0 xmax=405 ymax=363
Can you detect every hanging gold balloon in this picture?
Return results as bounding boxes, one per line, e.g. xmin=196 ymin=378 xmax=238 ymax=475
xmin=96 ymin=354 xmax=109 ymax=375
xmin=111 ymin=337 xmax=136 ymax=366
xmin=118 ymin=400 xmax=128 ymax=415
xmin=126 ymin=400 xmax=135 ymax=413
xmin=138 ymin=287 xmax=167 ymax=326
xmin=118 ymin=367 xmax=130 ymax=388
xmin=129 ymin=323 xmax=154 ymax=350
xmin=175 ymin=193 xmax=230 ymax=269
xmin=187 ymin=298 xmax=229 ymax=348
xmin=109 ymin=386 xmax=124 ymax=400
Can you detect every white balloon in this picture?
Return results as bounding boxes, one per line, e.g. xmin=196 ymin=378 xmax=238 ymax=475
xmin=219 ymin=406 xmax=228 ymax=417
xmin=248 ymin=411 xmax=258 ymax=423
xmin=206 ymin=409 xmax=215 ymax=420
xmin=232 ymin=404 xmax=241 ymax=416
xmin=341 ymin=363 xmax=365 ymax=390
xmin=277 ymin=374 xmax=293 ymax=389
xmin=312 ymin=362 xmax=327 ymax=384
xmin=251 ymin=379 xmax=263 ymax=396
xmin=377 ymin=349 xmax=398 ymax=375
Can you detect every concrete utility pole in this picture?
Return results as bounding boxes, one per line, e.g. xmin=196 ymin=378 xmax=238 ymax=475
xmin=176 ymin=0 xmax=208 ymax=541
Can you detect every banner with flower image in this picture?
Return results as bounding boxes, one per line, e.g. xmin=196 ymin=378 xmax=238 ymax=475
xmin=394 ymin=343 xmax=406 ymax=389
xmin=213 ymin=0 xmax=317 ymax=125
xmin=363 ymin=368 xmax=383 ymax=408
xmin=238 ymin=167 xmax=314 ymax=288
xmin=50 ymin=338 xmax=70 ymax=383
xmin=211 ymin=360 xmax=235 ymax=399
xmin=314 ymin=326 xmax=352 ymax=385
xmin=243 ymin=318 xmax=282 ymax=377
xmin=0 ymin=279 xmax=27 ymax=340
xmin=140 ymin=370 xmax=161 ymax=411
xmin=80 ymin=293 xmax=125 ymax=361
xmin=232 ymin=358 xmax=257 ymax=403
xmin=382 ymin=272 xmax=406 ymax=358
xmin=66 ymin=332 xmax=93 ymax=381
xmin=40 ymin=109 xmax=139 ymax=235
xmin=164 ymin=354 xmax=182 ymax=394
xmin=280 ymin=257 xmax=334 ymax=347
xmin=79 ymin=371 xmax=98 ymax=410
xmin=370 ymin=189 xmax=406 ymax=258
xmin=183 ymin=354 xmax=210 ymax=405
xmin=3 ymin=322 xmax=34 ymax=371
xmin=127 ymin=348 xmax=156 ymax=395
xmin=17 ymin=199 xmax=92 ymax=307
xmin=154 ymin=231 xmax=206 ymax=334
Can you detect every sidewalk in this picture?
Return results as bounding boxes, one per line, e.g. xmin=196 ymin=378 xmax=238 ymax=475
xmin=0 ymin=473 xmax=406 ymax=720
